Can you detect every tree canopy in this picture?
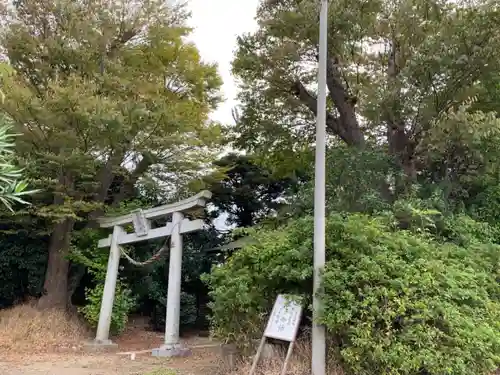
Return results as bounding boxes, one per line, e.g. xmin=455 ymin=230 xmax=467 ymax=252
xmin=0 ymin=0 xmax=224 ymax=308
xmin=205 ymin=153 xmax=303 ymax=227
xmin=232 ymin=0 xmax=500 ymax=188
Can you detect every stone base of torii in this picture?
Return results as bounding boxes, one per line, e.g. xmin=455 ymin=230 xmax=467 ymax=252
xmin=83 ymin=191 xmax=211 ymax=356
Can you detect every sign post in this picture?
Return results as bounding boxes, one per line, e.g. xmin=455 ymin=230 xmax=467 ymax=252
xmin=249 ymin=294 xmax=303 ymax=375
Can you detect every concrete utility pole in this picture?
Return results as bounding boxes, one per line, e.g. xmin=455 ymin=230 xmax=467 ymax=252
xmin=312 ymin=0 xmax=328 ymax=374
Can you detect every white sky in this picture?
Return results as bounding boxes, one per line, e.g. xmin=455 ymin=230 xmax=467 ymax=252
xmin=185 ymin=0 xmax=259 ymax=231
xmin=186 ymin=0 xmax=259 ymax=125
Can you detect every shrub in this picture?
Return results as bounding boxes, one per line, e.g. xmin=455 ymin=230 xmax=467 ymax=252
xmin=205 ymin=214 xmax=500 ymax=375
xmin=70 ymin=229 xmax=137 ymax=335
xmin=204 ymin=217 xmax=313 ymax=348
xmin=79 ymin=281 xmax=136 ymax=335
xmin=320 ymin=215 xmax=499 ymax=375
xmin=0 ymin=232 xmax=47 ymax=307
xmin=150 ymin=288 xmax=198 ymax=330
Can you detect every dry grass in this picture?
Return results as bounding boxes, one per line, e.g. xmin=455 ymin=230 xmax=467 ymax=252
xmin=218 ymin=340 xmax=344 ymax=375
xmin=0 ymin=302 xmax=89 ymax=352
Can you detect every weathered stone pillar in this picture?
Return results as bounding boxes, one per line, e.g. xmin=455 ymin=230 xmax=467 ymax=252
xmin=152 ymin=211 xmax=189 ymax=357
xmin=91 ymin=225 xmax=125 ymax=348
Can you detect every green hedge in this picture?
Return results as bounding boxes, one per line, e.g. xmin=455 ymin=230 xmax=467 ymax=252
xmin=204 ymin=214 xmax=500 ymax=375
xmin=0 ymin=232 xmax=47 ymax=307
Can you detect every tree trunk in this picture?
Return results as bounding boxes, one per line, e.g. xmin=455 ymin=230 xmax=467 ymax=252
xmin=385 ymin=40 xmax=418 ymax=194
xmin=111 ymin=152 xmax=155 ymax=206
xmin=38 ymin=169 xmax=75 ymax=310
xmin=66 ymin=151 xmax=153 ymax=302
xmin=65 ymin=152 xmax=124 ymax=303
xmin=38 ymin=217 xmax=74 ymax=309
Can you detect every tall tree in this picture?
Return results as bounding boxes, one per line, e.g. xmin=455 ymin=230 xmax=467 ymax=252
xmin=205 ymin=153 xmax=301 ymax=227
xmin=0 ymin=0 xmax=224 ymax=309
xmin=232 ymin=0 xmax=500 ymax=192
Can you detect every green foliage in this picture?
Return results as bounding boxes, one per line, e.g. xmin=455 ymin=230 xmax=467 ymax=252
xmin=206 ymin=214 xmax=500 ymax=375
xmin=232 ymin=0 xmax=500 ymax=199
xmin=179 ymin=292 xmax=197 ymax=327
xmin=469 ymin=184 xmax=500 ymax=224
xmin=0 ymin=231 xmax=47 ymax=307
xmin=150 ymin=289 xmax=198 ymax=329
xmin=320 ymin=215 xmax=499 ymax=375
xmin=204 ymin=217 xmax=314 ymax=346
xmin=0 ymin=0 xmax=224 ymax=223
xmin=79 ymin=282 xmax=136 ymax=335
xmin=71 ymin=229 xmax=137 ymax=334
xmin=0 ymin=116 xmax=38 ymax=212
xmin=292 ymin=147 xmax=396 ymax=216
xmin=69 ymin=229 xmax=109 ymax=280
xmin=0 ymin=0 xmax=226 ymax=305
xmin=204 ymin=153 xmax=303 ymax=227
xmin=438 ymin=214 xmax=500 ymax=246
xmin=417 ymin=104 xmax=500 ymax=213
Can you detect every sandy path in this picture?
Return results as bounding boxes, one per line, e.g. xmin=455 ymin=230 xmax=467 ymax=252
xmin=0 ymin=351 xmax=218 ymax=375
xmin=0 ymin=355 xmax=160 ymax=375
xmin=0 ymin=327 xmax=221 ymax=375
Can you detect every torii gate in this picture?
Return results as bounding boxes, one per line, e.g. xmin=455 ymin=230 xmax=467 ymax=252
xmin=88 ymin=190 xmax=211 ymax=357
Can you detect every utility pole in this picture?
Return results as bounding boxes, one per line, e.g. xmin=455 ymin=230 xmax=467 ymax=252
xmin=312 ymin=0 xmax=328 ymax=375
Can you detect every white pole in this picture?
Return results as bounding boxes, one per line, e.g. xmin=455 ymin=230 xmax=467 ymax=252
xmin=164 ymin=211 xmax=184 ymax=347
xmin=312 ymin=0 xmax=328 ymax=374
xmin=96 ymin=225 xmax=125 ymax=343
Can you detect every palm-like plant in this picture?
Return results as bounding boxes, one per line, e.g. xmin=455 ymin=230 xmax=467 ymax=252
xmin=0 ymin=121 xmax=37 ymax=212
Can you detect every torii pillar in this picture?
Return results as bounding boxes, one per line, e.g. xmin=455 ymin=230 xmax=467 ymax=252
xmin=85 ymin=191 xmax=211 ymax=357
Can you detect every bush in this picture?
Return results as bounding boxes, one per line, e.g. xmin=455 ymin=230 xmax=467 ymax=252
xmin=205 ymin=214 xmax=500 ymax=375
xmin=79 ymin=281 xmax=136 ymax=335
xmin=0 ymin=232 xmax=47 ymax=307
xmin=151 ymin=288 xmax=198 ymax=330
xmin=204 ymin=217 xmax=313 ymax=348
xmin=70 ymin=229 xmax=137 ymax=335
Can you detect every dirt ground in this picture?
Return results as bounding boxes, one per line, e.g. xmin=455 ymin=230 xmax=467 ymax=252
xmin=0 ymin=354 xmax=163 ymax=375
xmin=0 ymin=352 xmax=218 ymax=375
xmin=0 ymin=331 xmax=222 ymax=375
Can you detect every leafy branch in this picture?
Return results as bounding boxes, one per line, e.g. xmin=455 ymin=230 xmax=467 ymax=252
xmin=0 ymin=122 xmax=39 ymax=212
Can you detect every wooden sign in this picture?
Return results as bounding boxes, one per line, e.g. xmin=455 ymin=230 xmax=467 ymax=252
xmin=249 ymin=294 xmax=303 ymax=375
xmin=264 ymin=294 xmax=302 ymax=342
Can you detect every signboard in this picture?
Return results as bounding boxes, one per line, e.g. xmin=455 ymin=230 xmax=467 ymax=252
xmin=264 ymin=294 xmax=302 ymax=342
xmin=249 ymin=294 xmax=303 ymax=375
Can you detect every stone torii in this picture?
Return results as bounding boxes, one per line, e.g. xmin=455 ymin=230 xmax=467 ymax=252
xmin=87 ymin=190 xmax=211 ymax=357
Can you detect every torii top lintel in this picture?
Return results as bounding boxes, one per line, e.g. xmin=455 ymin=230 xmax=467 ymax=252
xmin=97 ymin=190 xmax=212 ymax=228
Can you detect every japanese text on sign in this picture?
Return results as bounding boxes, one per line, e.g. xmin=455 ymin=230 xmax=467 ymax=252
xmin=264 ymin=294 xmax=302 ymax=342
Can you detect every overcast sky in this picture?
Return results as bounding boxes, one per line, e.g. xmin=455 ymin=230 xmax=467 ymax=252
xmin=186 ymin=0 xmax=259 ymax=124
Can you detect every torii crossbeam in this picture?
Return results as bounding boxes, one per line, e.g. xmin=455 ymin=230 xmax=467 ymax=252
xmin=86 ymin=190 xmax=211 ymax=357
